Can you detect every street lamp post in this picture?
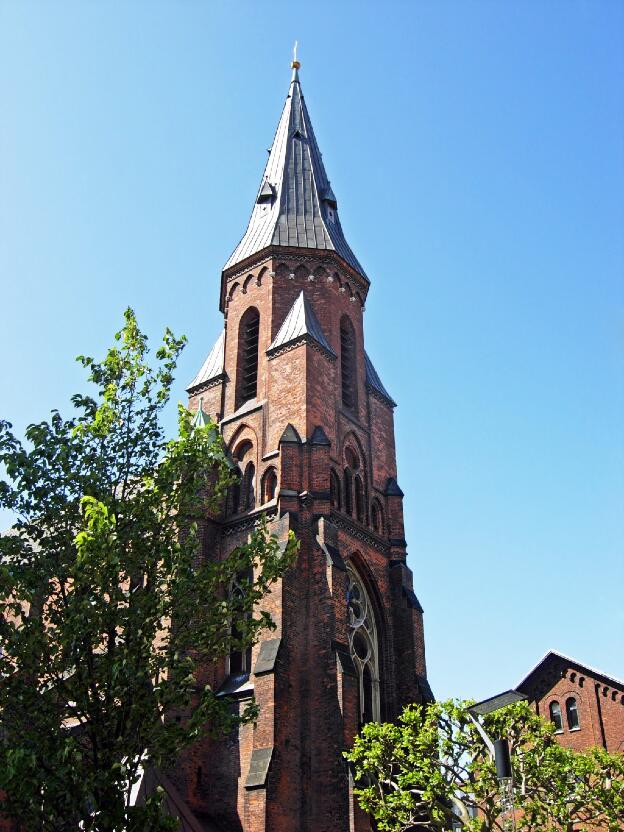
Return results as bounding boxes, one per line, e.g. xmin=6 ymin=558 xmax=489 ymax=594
xmin=467 ymin=690 xmax=528 ymax=831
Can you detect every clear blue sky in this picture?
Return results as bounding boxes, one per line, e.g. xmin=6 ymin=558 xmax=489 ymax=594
xmin=1 ymin=0 xmax=623 ymax=701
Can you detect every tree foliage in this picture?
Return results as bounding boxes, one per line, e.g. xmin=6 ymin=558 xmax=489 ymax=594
xmin=345 ymin=699 xmax=624 ymax=831
xmin=0 ymin=309 xmax=297 ymax=831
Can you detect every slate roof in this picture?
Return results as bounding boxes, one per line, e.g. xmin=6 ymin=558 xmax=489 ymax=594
xmin=364 ymin=352 xmax=396 ymax=407
xmin=223 ymin=66 xmax=367 ymax=279
xmin=267 ymin=290 xmax=335 ymax=356
xmin=187 ymin=331 xmax=225 ymax=392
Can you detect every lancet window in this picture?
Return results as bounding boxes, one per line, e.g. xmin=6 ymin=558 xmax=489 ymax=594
xmin=228 ymin=440 xmax=255 ymax=515
xmin=330 ymin=469 xmax=341 ymax=511
xmin=371 ymin=499 xmax=385 ymax=535
xmin=340 ymin=315 xmax=357 ymax=411
xmin=228 ymin=568 xmax=253 ymax=676
xmin=347 ymin=564 xmax=380 ymax=726
xmin=261 ymin=467 xmax=278 ymax=503
xmin=237 ymin=307 xmax=260 ymax=407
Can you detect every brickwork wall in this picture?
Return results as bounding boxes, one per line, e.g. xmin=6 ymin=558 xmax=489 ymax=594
xmin=533 ymin=667 xmax=624 ymax=754
xmin=177 ymin=246 xmax=430 ymax=831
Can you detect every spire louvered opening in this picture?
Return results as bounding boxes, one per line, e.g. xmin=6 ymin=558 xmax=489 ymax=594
xmin=340 ymin=316 xmax=358 ymax=411
xmin=237 ymin=308 xmax=260 ymax=408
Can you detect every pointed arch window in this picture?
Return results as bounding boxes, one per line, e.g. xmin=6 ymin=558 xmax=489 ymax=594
xmin=243 ymin=462 xmax=256 ymax=511
xmin=228 ymin=568 xmax=253 ymax=676
xmin=344 ymin=468 xmax=353 ymax=516
xmin=237 ymin=308 xmax=260 ymax=408
xmin=330 ymin=469 xmax=341 ymax=511
xmin=371 ymin=499 xmax=384 ymax=535
xmin=549 ymin=700 xmax=563 ymax=732
xmin=355 ymin=475 xmax=365 ymax=523
xmin=347 ymin=565 xmax=380 ymax=727
xmin=566 ymin=697 xmax=580 ymax=730
xmin=261 ymin=467 xmax=278 ymax=504
xmin=228 ymin=440 xmax=254 ymax=515
xmin=340 ymin=316 xmax=358 ymax=411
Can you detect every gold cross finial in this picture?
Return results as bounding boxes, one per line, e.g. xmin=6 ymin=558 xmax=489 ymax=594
xmin=291 ymin=40 xmax=300 ymax=70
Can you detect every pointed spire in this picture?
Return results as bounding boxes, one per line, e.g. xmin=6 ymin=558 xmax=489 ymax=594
xmin=192 ymin=397 xmax=211 ymax=429
xmin=187 ymin=331 xmax=225 ymax=393
xmin=224 ymin=58 xmax=367 ymax=280
xmin=267 ymin=290 xmax=335 ymax=357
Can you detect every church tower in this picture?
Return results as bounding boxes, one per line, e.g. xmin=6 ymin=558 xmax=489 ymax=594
xmin=182 ymin=59 xmax=431 ymax=832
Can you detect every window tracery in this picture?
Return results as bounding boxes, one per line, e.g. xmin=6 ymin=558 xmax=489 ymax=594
xmin=347 ymin=565 xmax=380 ymax=726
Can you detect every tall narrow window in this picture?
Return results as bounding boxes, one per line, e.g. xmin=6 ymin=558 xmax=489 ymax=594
xmin=355 ymin=475 xmax=364 ymax=523
xmin=549 ymin=700 xmax=563 ymax=732
xmin=261 ymin=467 xmax=278 ymax=503
xmin=371 ymin=499 xmax=384 ymax=535
xmin=243 ymin=462 xmax=255 ymax=511
xmin=340 ymin=316 xmax=357 ymax=411
xmin=228 ymin=569 xmax=253 ymax=676
xmin=344 ymin=468 xmax=353 ymax=516
xmin=566 ymin=697 xmax=580 ymax=730
xmin=347 ymin=565 xmax=380 ymax=727
xmin=330 ymin=469 xmax=341 ymax=511
xmin=237 ymin=308 xmax=260 ymax=407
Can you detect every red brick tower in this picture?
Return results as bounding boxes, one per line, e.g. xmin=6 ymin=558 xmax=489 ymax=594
xmin=181 ymin=59 xmax=431 ymax=832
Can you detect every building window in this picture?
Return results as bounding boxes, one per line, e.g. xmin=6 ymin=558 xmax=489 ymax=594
xmin=229 ymin=440 xmax=254 ymax=515
xmin=242 ymin=462 xmax=256 ymax=511
xmin=330 ymin=469 xmax=341 ymax=510
xmin=347 ymin=565 xmax=380 ymax=727
xmin=344 ymin=468 xmax=353 ymax=516
xmin=236 ymin=307 xmax=260 ymax=407
xmin=340 ymin=316 xmax=357 ymax=411
xmin=549 ymin=700 xmax=563 ymax=732
xmin=228 ymin=569 xmax=253 ymax=676
xmin=355 ymin=475 xmax=364 ymax=523
xmin=371 ymin=499 xmax=384 ymax=535
xmin=566 ymin=697 xmax=580 ymax=730
xmin=261 ymin=467 xmax=278 ymax=503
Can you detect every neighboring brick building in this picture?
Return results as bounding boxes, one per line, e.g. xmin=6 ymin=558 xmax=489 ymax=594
xmin=167 ymin=59 xmax=432 ymax=831
xmin=516 ymin=650 xmax=624 ymax=754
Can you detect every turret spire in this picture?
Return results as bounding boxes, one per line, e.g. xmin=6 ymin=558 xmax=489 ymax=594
xmin=223 ymin=57 xmax=366 ymax=279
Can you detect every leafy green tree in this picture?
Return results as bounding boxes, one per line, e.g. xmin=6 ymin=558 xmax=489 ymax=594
xmin=345 ymin=699 xmax=624 ymax=831
xmin=0 ymin=310 xmax=297 ymax=832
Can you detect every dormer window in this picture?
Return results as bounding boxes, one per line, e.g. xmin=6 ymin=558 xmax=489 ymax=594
xmin=257 ymin=180 xmax=275 ymax=204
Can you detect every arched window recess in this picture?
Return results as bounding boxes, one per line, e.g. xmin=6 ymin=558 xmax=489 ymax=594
xmin=236 ymin=307 xmax=260 ymax=408
xmin=228 ymin=568 xmax=253 ymax=677
xmin=261 ymin=467 xmax=278 ymax=504
xmin=340 ymin=315 xmax=358 ymax=412
xmin=549 ymin=700 xmax=563 ymax=733
xmin=566 ymin=697 xmax=580 ymax=730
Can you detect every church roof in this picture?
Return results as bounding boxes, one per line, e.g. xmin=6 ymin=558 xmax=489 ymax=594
xmin=364 ymin=352 xmax=396 ymax=407
xmin=223 ymin=65 xmax=367 ymax=280
xmin=187 ymin=331 xmax=225 ymax=392
xmin=267 ymin=290 xmax=335 ymax=357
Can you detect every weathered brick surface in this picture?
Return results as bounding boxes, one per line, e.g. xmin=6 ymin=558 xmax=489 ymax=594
xmin=177 ymin=247 xmax=430 ymax=831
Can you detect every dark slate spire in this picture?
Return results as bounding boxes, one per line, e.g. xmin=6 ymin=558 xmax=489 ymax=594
xmin=224 ymin=60 xmax=367 ymax=280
